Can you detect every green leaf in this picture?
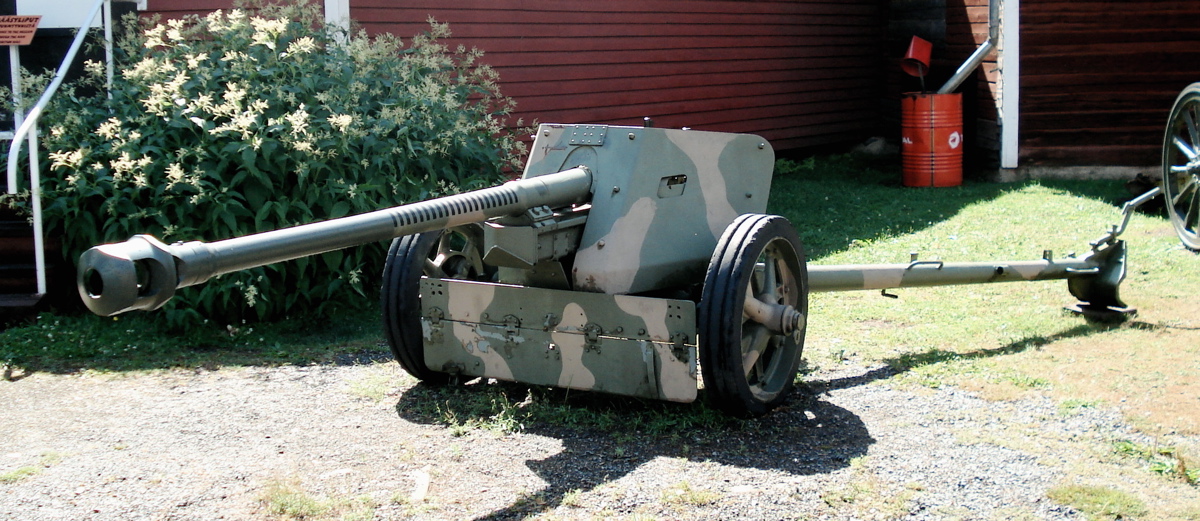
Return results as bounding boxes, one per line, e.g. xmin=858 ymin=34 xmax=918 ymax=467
xmin=244 ymin=178 xmax=271 ymax=211
xmin=35 ymin=13 xmax=520 ymax=322
xmin=321 ymin=250 xmax=344 ymax=272
xmin=329 ymin=201 xmax=351 ymax=219
xmin=255 ymin=201 xmax=275 ymax=230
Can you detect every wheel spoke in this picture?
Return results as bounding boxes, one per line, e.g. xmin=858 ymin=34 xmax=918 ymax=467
xmin=428 ymin=229 xmax=486 ymax=279
xmin=1174 ymin=177 xmax=1198 ymax=207
xmin=423 ymin=258 xmax=445 ymax=277
xmin=1174 ymin=136 xmax=1198 ymax=161
xmin=1187 ymin=189 xmax=1200 ymax=231
xmin=760 ymin=250 xmax=778 ymax=300
xmin=777 ymin=259 xmax=798 ymax=306
xmin=741 ymin=323 xmax=769 ymax=378
xmin=1185 ymin=105 xmax=1200 ymax=152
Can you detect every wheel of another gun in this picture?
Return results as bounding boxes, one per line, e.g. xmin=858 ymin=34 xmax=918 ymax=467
xmin=1163 ymin=82 xmax=1200 ymax=250
xmin=699 ymin=214 xmax=809 ymax=417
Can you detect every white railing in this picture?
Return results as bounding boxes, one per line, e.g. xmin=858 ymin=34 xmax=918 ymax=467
xmin=5 ymin=0 xmax=113 ymax=297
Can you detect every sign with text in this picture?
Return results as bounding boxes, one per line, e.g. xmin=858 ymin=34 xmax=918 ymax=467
xmin=0 ymin=16 xmax=40 ymax=46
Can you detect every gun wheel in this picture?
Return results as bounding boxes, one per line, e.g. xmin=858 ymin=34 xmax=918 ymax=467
xmin=1163 ymin=82 xmax=1200 ymax=250
xmin=699 ymin=214 xmax=808 ymax=417
xmin=381 ymin=227 xmax=488 ymax=383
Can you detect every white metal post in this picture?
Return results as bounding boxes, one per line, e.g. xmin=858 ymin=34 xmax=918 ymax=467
xmin=6 ymin=44 xmax=47 ymax=296
xmin=324 ymin=0 xmax=351 ymax=37
xmin=1000 ymin=0 xmax=1021 ymax=169
xmin=104 ymin=0 xmax=113 ymax=95
xmin=6 ymin=0 xmax=106 ymax=193
xmin=29 ymin=123 xmax=44 ymax=295
xmin=6 ymin=45 xmax=20 ymax=194
xmin=5 ymin=0 xmax=111 ymax=297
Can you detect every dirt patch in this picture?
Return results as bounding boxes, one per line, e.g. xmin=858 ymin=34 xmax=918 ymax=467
xmin=3 ymin=358 xmax=1199 ymax=520
xmin=967 ymin=292 xmax=1200 ymax=436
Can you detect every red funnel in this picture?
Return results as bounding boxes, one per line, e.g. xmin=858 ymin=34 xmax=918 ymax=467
xmin=901 ymin=36 xmax=932 ymax=78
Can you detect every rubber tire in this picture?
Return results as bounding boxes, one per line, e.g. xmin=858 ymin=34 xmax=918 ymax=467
xmin=1162 ymin=82 xmax=1200 ymax=251
xmin=381 ymin=232 xmax=449 ymax=383
xmin=698 ymin=214 xmax=809 ymax=417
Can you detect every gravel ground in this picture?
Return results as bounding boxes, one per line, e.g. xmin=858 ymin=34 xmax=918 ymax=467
xmin=0 ymin=354 xmax=1191 ymax=520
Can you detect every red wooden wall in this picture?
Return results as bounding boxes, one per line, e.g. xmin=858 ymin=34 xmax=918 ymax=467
xmin=142 ymin=0 xmax=236 ymax=19
xmin=1020 ymin=1 xmax=1200 ymax=167
xmin=144 ymin=0 xmax=889 ymax=153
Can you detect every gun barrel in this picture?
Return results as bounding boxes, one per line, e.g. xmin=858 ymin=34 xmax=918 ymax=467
xmin=78 ymin=166 xmax=593 ymax=316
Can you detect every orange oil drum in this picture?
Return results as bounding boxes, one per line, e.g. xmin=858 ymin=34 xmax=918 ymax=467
xmin=900 ymin=92 xmax=963 ymax=187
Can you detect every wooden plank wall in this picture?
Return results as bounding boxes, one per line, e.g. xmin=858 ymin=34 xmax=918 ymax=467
xmin=145 ymin=0 xmax=889 ymax=152
xmin=141 ymin=0 xmax=237 ymax=20
xmin=1021 ymin=1 xmax=1200 ymax=166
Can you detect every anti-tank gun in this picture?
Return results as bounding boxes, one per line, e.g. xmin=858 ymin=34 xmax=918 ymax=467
xmin=78 ymin=123 xmax=1147 ymax=417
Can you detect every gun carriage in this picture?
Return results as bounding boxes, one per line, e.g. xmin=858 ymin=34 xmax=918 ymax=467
xmin=77 ymin=116 xmax=1179 ymax=417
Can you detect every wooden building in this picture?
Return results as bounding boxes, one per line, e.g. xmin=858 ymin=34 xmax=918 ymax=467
xmin=888 ymin=0 xmax=1200 ymax=174
xmin=144 ymin=0 xmax=890 ymax=153
xmin=107 ymin=1 xmax=1200 ymax=170
xmin=1019 ymin=0 xmax=1200 ymax=168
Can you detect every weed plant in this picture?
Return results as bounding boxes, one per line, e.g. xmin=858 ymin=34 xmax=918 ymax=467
xmin=2 ymin=2 xmax=523 ymax=324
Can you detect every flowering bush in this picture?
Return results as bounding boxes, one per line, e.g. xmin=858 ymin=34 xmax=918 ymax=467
xmin=21 ymin=5 xmax=524 ymax=323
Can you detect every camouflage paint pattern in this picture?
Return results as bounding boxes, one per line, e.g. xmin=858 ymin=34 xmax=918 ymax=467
xmin=420 ymin=278 xmax=698 ymax=402
xmin=807 ymin=254 xmax=1110 ymax=292
xmin=523 ymin=124 xmax=775 ymax=295
xmin=76 ymin=119 xmax=1142 ymax=404
xmin=76 ymin=166 xmax=593 ymax=315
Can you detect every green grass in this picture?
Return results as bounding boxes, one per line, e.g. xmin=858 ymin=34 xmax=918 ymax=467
xmin=769 ymin=153 xmax=1191 ymax=378
xmin=0 ymin=452 xmax=65 ymax=484
xmin=1047 ymin=484 xmax=1148 ymax=520
xmin=770 ymin=154 xmax=1200 ymax=517
xmin=261 ymin=480 xmax=331 ymax=519
xmin=3 ymin=151 xmax=1198 ymax=517
xmin=396 ymin=378 xmax=744 ymax=439
xmin=0 ymin=304 xmax=383 ymax=374
xmin=1112 ymin=440 xmax=1200 ymax=485
xmin=0 ymin=466 xmax=41 ymax=484
xmin=258 ymin=479 xmax=377 ymax=521
xmin=659 ymin=481 xmax=720 ymax=508
xmin=769 ymin=153 xmax=1133 ymax=260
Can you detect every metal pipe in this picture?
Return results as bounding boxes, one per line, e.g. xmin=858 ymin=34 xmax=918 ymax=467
xmin=807 ymin=254 xmax=1097 ymax=293
xmin=104 ymin=0 xmax=113 ymax=97
xmin=938 ymin=0 xmax=1001 ymax=94
xmin=29 ymin=124 xmax=45 ymax=295
xmin=1110 ymin=185 xmax=1161 ymax=241
xmin=5 ymin=0 xmax=106 ymax=193
xmin=77 ymin=167 xmax=594 ymax=316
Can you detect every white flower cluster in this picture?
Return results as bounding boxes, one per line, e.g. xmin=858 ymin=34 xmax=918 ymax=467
xmin=250 ymin=17 xmax=287 ymax=50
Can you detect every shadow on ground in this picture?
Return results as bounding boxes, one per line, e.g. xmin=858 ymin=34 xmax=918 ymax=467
xmin=808 ymin=322 xmax=1112 ymax=395
xmin=388 ymin=318 xmax=1118 ymax=519
xmin=394 ymin=380 xmax=872 ymax=520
